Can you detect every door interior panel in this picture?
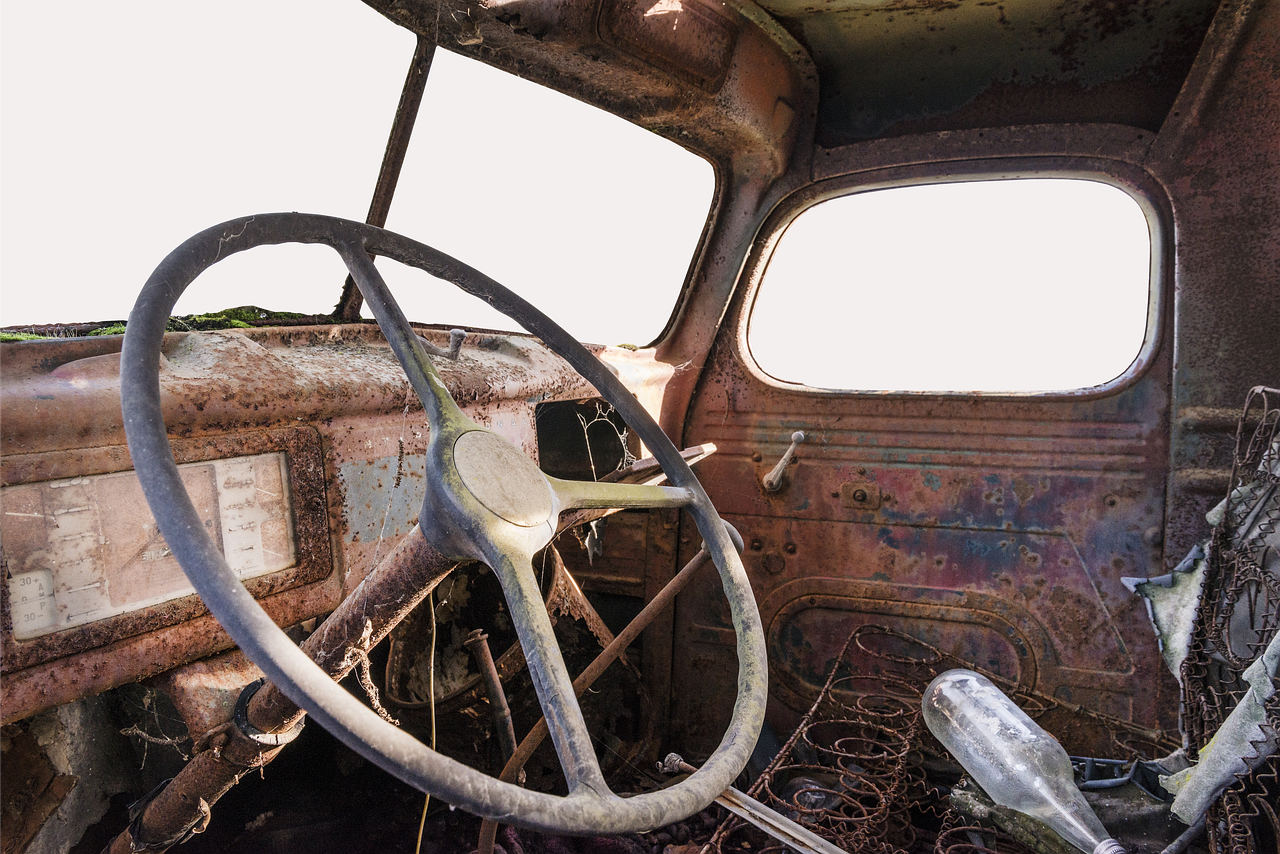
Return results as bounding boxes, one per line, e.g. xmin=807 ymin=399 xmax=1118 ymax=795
xmin=675 ymin=283 xmax=1178 ymax=758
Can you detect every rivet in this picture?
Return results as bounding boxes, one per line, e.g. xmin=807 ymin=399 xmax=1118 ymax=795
xmin=784 ymin=542 xmax=797 ymax=554
xmin=750 ymin=538 xmax=764 ymax=551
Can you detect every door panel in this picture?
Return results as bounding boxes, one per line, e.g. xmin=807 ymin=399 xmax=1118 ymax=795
xmin=673 ymin=262 xmax=1177 ymax=763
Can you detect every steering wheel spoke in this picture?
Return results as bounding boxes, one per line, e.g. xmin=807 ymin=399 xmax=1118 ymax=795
xmin=482 ymin=544 xmax=612 ymax=795
xmin=550 ymin=478 xmax=695 ymax=512
xmin=337 ymin=239 xmax=473 ymax=439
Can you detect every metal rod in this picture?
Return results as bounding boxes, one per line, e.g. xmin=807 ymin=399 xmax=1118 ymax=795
xmin=664 ymin=754 xmax=847 ymax=854
xmin=465 ymin=629 xmax=520 ymax=761
xmin=336 ymin=35 xmax=437 ymax=321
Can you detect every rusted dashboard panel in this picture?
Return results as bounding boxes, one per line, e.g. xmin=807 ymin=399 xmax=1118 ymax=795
xmin=2 ymin=429 xmax=329 ymax=660
xmin=0 ymin=324 xmax=604 ymax=724
xmin=0 ymin=428 xmax=336 ymax=724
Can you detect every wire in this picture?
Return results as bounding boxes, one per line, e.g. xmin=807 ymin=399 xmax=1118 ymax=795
xmin=414 ymin=589 xmax=439 ymax=854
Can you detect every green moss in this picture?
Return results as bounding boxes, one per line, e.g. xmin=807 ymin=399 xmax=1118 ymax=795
xmin=88 ymin=324 xmax=128 ymax=336
xmin=166 ymin=305 xmax=311 ymax=331
xmin=3 ymin=306 xmax=324 ymax=342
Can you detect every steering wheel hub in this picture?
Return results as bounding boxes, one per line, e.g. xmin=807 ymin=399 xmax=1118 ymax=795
xmin=455 ymin=430 xmax=555 ymax=527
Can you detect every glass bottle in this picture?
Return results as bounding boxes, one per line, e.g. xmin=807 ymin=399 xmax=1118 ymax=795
xmin=922 ymin=669 xmax=1126 ymax=854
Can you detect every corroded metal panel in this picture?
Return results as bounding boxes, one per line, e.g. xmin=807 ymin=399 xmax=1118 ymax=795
xmin=675 ymin=133 xmax=1179 ymax=758
xmin=1 ymin=428 xmax=332 ymax=677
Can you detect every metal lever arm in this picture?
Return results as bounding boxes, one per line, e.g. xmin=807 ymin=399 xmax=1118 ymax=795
xmin=762 ymin=431 xmax=805 ymax=492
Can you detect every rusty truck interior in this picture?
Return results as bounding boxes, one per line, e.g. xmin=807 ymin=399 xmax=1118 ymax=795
xmin=2 ymin=1 xmax=1278 ymax=853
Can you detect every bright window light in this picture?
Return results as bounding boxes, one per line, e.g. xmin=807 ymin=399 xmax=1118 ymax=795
xmin=747 ymin=179 xmax=1153 ymax=393
xmin=375 ymin=50 xmax=714 ymax=347
xmin=0 ymin=2 xmax=713 ymax=348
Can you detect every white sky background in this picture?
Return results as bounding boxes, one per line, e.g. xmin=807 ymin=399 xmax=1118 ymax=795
xmin=1 ymin=0 xmax=713 ymax=346
xmin=2 ymin=1 xmax=1152 ymax=390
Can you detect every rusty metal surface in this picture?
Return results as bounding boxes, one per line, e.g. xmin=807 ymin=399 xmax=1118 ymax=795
xmin=0 ymin=320 xmax=602 ymax=724
xmin=663 ymin=0 xmax=1272 ymax=762
xmin=672 ymin=117 xmax=1182 ymax=758
xmin=150 ymin=650 xmax=264 ymax=741
xmin=248 ymin=526 xmax=456 ymax=729
xmin=0 ymin=0 xmax=1271 ymax=848
xmin=103 ymin=527 xmax=456 ymax=854
xmin=1144 ymin=0 xmax=1280 ymax=572
xmin=1 ymin=427 xmax=331 ymax=674
xmin=677 ymin=343 xmax=1178 ymax=755
xmin=0 ymin=577 xmax=337 ymax=726
xmin=110 ymin=211 xmax=763 ymax=835
xmin=768 ymin=0 xmax=1219 ymax=143
xmin=0 ymin=324 xmax=595 ymax=460
xmin=361 ymin=0 xmax=808 ymax=181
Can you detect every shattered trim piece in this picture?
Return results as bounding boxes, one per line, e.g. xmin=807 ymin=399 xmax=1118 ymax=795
xmin=1123 ymin=543 xmax=1207 ymax=685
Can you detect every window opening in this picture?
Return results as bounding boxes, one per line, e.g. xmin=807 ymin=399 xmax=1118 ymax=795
xmin=1 ymin=4 xmax=714 ymax=349
xmin=375 ymin=50 xmax=714 ymax=347
xmin=747 ymin=179 xmax=1153 ymax=393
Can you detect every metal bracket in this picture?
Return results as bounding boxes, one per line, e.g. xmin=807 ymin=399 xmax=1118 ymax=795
xmin=233 ymin=679 xmax=305 ymax=748
xmin=840 ymin=481 xmax=881 ymax=510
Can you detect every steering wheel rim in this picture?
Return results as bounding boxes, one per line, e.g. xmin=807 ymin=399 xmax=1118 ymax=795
xmin=120 ymin=212 xmax=766 ymax=835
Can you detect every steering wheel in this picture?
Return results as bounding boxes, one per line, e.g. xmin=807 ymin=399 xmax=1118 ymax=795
xmin=120 ymin=213 xmax=766 ymax=835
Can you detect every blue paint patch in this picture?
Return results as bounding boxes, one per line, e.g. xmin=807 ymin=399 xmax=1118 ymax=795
xmin=795 ymin=498 xmax=811 ymax=511
xmin=964 ymin=539 xmax=994 ymax=557
xmin=923 ymin=472 xmax=941 ymax=491
xmin=339 ymin=453 xmax=427 ymax=544
xmin=871 ymin=571 xmax=891 ymax=582
xmin=984 ymin=474 xmax=1000 ymax=485
xmin=877 ymin=527 xmax=898 ymax=548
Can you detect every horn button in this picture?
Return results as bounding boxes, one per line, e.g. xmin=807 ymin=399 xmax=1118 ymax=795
xmin=453 ymin=430 xmax=554 ymax=527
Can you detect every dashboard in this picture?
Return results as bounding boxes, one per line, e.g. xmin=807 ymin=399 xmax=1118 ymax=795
xmin=0 ymin=323 xmax=639 ymax=724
